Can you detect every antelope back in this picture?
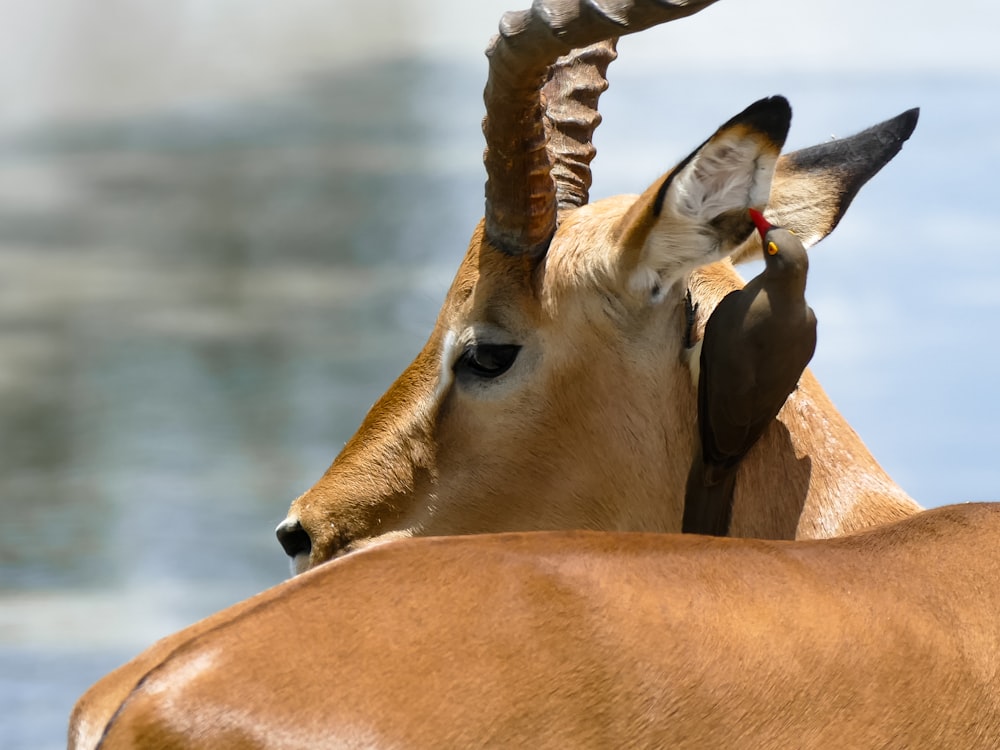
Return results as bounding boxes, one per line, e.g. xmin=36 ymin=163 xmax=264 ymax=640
xmin=99 ymin=504 xmax=1000 ymax=748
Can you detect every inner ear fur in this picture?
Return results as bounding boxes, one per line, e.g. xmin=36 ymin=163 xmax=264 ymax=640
xmin=614 ymin=96 xmax=791 ymax=289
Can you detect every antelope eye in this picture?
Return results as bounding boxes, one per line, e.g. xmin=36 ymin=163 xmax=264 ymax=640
xmin=455 ymin=344 xmax=521 ymax=379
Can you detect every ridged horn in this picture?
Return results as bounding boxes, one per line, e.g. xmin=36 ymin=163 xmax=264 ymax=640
xmin=482 ymin=0 xmax=721 ymax=257
xmin=544 ymin=40 xmax=618 ymax=212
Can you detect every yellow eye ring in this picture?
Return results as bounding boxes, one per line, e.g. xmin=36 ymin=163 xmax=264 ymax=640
xmin=767 ymin=241 xmax=779 ymax=255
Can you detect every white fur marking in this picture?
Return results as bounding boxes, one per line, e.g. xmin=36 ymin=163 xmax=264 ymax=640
xmin=685 ymin=339 xmax=703 ymax=387
xmin=291 ymin=551 xmax=310 ymax=577
xmin=435 ymin=330 xmax=458 ymax=406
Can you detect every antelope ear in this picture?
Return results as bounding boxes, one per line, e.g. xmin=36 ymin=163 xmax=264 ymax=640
xmin=730 ymin=108 xmax=919 ymax=261
xmin=615 ymin=96 xmax=791 ymax=294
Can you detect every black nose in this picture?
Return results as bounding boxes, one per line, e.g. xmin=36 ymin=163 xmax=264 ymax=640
xmin=276 ymin=517 xmax=311 ymax=559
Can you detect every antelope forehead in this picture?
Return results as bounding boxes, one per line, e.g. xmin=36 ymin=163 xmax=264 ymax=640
xmin=542 ymin=207 xmax=630 ymax=303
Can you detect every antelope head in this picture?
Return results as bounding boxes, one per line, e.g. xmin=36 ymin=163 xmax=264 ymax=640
xmin=277 ymin=0 xmax=920 ymax=573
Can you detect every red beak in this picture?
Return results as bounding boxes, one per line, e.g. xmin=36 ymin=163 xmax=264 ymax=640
xmin=748 ymin=208 xmax=773 ymax=238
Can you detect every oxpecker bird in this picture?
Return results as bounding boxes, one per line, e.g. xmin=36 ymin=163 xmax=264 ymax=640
xmin=682 ymin=208 xmax=818 ymax=536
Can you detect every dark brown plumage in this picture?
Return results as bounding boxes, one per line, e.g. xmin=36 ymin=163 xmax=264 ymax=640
xmin=682 ymin=209 xmax=817 ymax=536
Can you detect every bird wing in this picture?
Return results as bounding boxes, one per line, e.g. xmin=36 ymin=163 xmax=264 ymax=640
xmin=700 ymin=315 xmax=817 ymax=468
xmin=699 ymin=354 xmax=757 ymax=466
xmin=698 ymin=294 xmax=758 ymax=468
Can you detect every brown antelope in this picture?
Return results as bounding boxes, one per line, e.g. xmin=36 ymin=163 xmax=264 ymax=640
xmin=274 ymin=0 xmax=921 ymax=574
xmin=72 ymin=0 xmax=927 ymax=746
xmin=90 ymin=502 xmax=1000 ymax=748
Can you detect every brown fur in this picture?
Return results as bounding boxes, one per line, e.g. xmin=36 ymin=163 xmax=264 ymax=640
xmin=70 ymin=108 xmax=920 ymax=750
xmin=69 ymin=20 xmax=924 ymax=750
xmin=288 ymin=157 xmax=919 ymax=566
xmin=96 ymin=503 xmax=1000 ymax=749
xmin=271 ymin=100 xmax=920 ymax=569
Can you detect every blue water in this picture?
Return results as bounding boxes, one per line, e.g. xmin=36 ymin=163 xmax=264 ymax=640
xmin=0 ymin=52 xmax=997 ymax=749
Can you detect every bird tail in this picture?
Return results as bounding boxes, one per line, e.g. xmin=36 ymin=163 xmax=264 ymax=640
xmin=682 ymin=453 xmax=738 ymax=536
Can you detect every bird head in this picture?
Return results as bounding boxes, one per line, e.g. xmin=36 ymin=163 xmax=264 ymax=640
xmin=748 ymin=208 xmax=808 ymax=271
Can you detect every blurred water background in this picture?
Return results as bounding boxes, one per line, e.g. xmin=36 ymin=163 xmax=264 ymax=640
xmin=0 ymin=1 xmax=997 ymax=747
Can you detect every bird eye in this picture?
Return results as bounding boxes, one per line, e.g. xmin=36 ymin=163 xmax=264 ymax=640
xmin=455 ymin=344 xmax=521 ymax=379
